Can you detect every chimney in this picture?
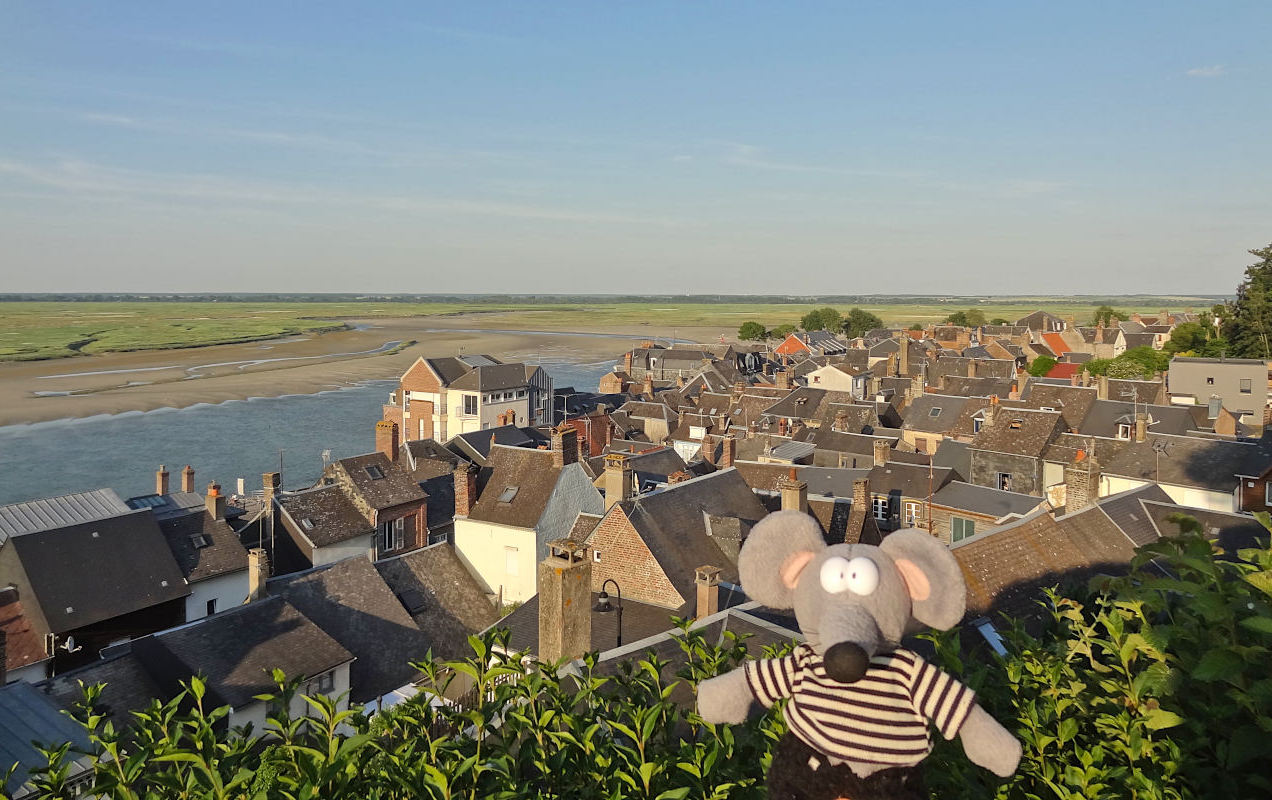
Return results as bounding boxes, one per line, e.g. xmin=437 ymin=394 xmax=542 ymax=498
xmin=777 ymin=417 xmax=789 ymax=437
xmin=695 ymin=566 xmax=721 ymax=620
xmin=0 ymin=628 xmax=6 ymax=686
xmin=777 ymin=468 xmax=808 ymax=513
xmin=1064 ymin=450 xmax=1101 ymax=512
xmin=205 ymin=483 xmax=226 ymax=520
xmin=155 ymin=464 xmax=170 ymax=496
xmin=873 ymin=439 xmax=890 ymax=466
xmin=181 ymin=465 xmax=196 ymax=493
xmin=886 ymin=352 xmax=898 ymax=378
xmin=454 ymin=464 xmax=476 ymax=517
xmin=552 ymin=425 xmax=579 ymax=468
xmin=576 ymin=425 xmax=588 ymax=462
xmin=733 ymin=379 xmax=745 ymax=397
xmin=1097 ymin=374 xmax=1109 ymax=400
xmin=538 ymin=540 xmax=592 ymax=663
xmin=700 ymin=434 xmax=716 ymax=465
xmin=985 ymin=395 xmax=999 ymax=428
xmin=248 ymin=547 xmax=269 ymax=602
xmin=967 ymin=359 xmax=977 ymax=378
xmin=852 ymin=478 xmax=869 ymax=516
xmin=834 ymin=410 xmax=850 ymax=432
xmin=763 ymin=360 xmax=773 ymax=377
xmin=668 ymin=470 xmax=692 ymax=484
xmin=1131 ymin=312 xmax=1142 ymax=324
xmin=623 ymin=351 xmax=633 ymax=374
xmin=898 ymin=338 xmax=909 ymax=376
xmin=643 ymin=374 xmax=654 ymax=397
xmin=1134 ymin=413 xmax=1148 ymax=443
xmin=677 ymin=374 xmax=687 ymax=389
xmin=1070 ymin=372 xmax=1080 ymax=387
xmin=1008 ymin=382 xmax=1020 ymax=401
xmin=910 ymin=373 xmax=923 ymax=400
xmin=1080 ymin=370 xmax=1090 ymax=388
xmin=604 ymin=454 xmax=633 ymax=509
xmin=603 ymin=418 xmax=613 ymax=448
xmin=376 ymin=420 xmax=400 ymax=461
xmin=720 ymin=435 xmax=736 ymax=468
xmin=776 ymin=369 xmax=791 ymax=390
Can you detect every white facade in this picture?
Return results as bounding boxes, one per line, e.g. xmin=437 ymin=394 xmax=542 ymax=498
xmin=805 ymin=365 xmax=868 ymax=398
xmin=226 ymin=661 xmax=353 ymax=737
xmin=453 ymin=463 xmax=603 ymax=603
xmin=184 ymin=570 xmax=251 ymax=621
xmin=312 ymin=535 xmax=376 ymax=567
xmin=446 ymin=389 xmax=532 ymax=436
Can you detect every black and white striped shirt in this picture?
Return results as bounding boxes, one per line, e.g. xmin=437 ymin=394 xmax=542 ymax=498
xmin=743 ymin=645 xmax=976 ymax=768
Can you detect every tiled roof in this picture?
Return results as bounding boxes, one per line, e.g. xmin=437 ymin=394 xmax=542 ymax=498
xmin=448 ymin=363 xmax=530 ymax=392
xmin=953 ymin=512 xmax=1090 ymax=618
xmin=0 ymin=488 xmax=130 ymax=543
xmin=467 ymin=446 xmax=563 ymax=529
xmin=158 ymin=510 xmax=249 ymax=583
xmin=970 ymin=409 xmax=1062 ymax=458
xmin=38 ymin=651 xmax=163 ymax=730
xmin=1045 ymin=362 xmax=1081 ymax=380
xmin=376 ymin=543 xmax=499 ymax=660
xmin=333 ymin=453 xmax=427 ymax=512
xmin=1 ymin=595 xmax=48 ymax=675
xmin=0 ymin=682 xmax=92 ymax=797
xmin=270 ymin=557 xmax=432 ymax=703
xmin=930 ymin=481 xmax=1044 ymax=519
xmin=1047 ymin=432 xmax=1272 ymax=493
xmin=1019 ymin=382 xmax=1097 ymax=430
xmin=1041 ymin=332 xmax=1070 ymax=355
xmin=278 ymin=485 xmax=375 ymax=548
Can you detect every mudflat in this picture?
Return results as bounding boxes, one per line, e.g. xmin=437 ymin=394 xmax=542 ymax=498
xmin=0 ymin=314 xmax=730 ymax=427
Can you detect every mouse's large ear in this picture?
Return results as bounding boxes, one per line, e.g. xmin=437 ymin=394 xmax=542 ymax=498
xmin=879 ymin=529 xmax=966 ymax=630
xmin=738 ymin=510 xmax=826 ymax=610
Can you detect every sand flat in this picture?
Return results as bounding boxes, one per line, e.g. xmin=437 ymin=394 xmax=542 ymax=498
xmin=0 ymin=315 xmax=730 ymax=427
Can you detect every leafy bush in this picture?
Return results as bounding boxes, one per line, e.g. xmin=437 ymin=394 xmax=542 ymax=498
xmin=738 ymin=321 xmax=768 ymax=341
xmin=10 ymin=530 xmax=1272 ymax=800
xmin=1028 ymin=356 xmax=1057 ymax=377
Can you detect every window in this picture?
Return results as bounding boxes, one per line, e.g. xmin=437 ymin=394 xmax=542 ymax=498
xmin=190 ymin=533 xmax=211 ymax=549
xmin=505 ymin=546 xmax=519 ymax=576
xmin=593 ymin=549 xmax=601 ymax=563
xmin=997 ymin=472 xmax=1012 ymax=491
xmin=1039 ymin=406 xmax=1055 ymax=412
xmin=517 ymin=389 xmax=527 ymax=398
xmin=306 ymin=670 xmax=335 ymax=696
xmin=1206 ymin=376 xmax=1215 ymax=385
xmin=301 ymin=518 xmax=314 ymax=531
xmin=1008 ymin=419 xmax=1023 ymax=430
xmin=928 ymin=407 xmax=942 ymax=417
xmin=364 ymin=464 xmax=385 ymax=480
xmin=1241 ymin=378 xmax=1253 ymax=393
xmin=973 ymin=417 xmax=983 ymax=433
xmin=206 ymin=598 xmax=217 ymax=616
xmin=872 ymin=496 xmax=889 ymax=521
xmin=498 ymin=486 xmax=519 ymax=503
xmin=380 ymin=517 xmax=404 ymax=551
xmin=1116 ymin=423 xmax=1132 ymax=440
xmin=904 ymin=502 xmax=921 ymax=527
xmin=952 ymin=517 xmax=976 ymax=542
xmin=463 ymin=394 xmax=478 ymax=416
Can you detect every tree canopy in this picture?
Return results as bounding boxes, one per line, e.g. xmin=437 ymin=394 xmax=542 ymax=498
xmin=1091 ymin=305 xmax=1129 ymax=326
xmin=800 ymin=306 xmax=842 ymax=332
xmin=842 ymin=307 xmax=884 ymax=338
xmin=1086 ymin=346 xmax=1170 ymax=379
xmin=1222 ymin=243 xmax=1272 ymax=358
xmin=737 ymin=321 xmax=767 ymax=341
xmin=944 ymin=309 xmax=987 ymax=327
xmin=771 ymin=323 xmax=796 ymax=338
xmin=1027 ymin=356 xmax=1057 ymax=377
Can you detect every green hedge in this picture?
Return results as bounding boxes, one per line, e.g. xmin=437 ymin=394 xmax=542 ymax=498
xmin=9 ymin=528 xmax=1272 ymax=800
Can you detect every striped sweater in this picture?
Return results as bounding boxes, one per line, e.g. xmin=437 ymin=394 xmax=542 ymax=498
xmin=743 ymin=645 xmax=976 ymax=769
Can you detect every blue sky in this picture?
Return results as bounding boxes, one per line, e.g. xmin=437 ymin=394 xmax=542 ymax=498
xmin=1 ymin=1 xmax=1268 ymax=294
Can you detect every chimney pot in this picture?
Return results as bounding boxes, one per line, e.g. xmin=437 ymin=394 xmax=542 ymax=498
xmin=205 ymin=483 xmax=226 ymax=520
xmin=376 ymin=420 xmax=400 ymax=461
xmin=695 ymin=566 xmax=721 ymax=619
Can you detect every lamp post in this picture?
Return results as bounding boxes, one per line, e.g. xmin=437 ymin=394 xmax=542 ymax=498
xmin=592 ymin=578 xmax=624 ymax=648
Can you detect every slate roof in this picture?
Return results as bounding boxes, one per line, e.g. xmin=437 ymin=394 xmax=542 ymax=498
xmin=134 ymin=597 xmax=353 ymax=710
xmin=1107 ymin=379 xmax=1167 ymax=406
xmin=467 ymin=446 xmax=563 ymax=529
xmin=401 ymin=439 xmax=462 ymax=482
xmin=447 ymin=425 xmax=549 ymax=464
xmin=126 ymin=491 xmax=209 ymax=521
xmin=158 ymin=510 xmax=249 ymax=583
xmin=376 ymin=543 xmax=499 ymax=661
xmin=932 ymin=439 xmax=971 ymax=480
xmin=38 ymin=651 xmax=163 ymax=730
xmin=332 ymin=453 xmax=427 ymax=511
xmin=970 ymin=409 xmax=1063 ymax=458
xmin=936 ymin=376 xmax=1014 ymax=398
xmin=902 ymin=394 xmax=971 ymax=434
xmin=1140 ymin=501 xmax=1269 ymax=553
xmin=1077 ymin=401 xmax=1200 ymax=438
xmin=0 ymin=488 xmax=130 ymax=544
xmin=567 ymin=512 xmax=603 ymax=542
xmin=1019 ymin=383 xmax=1097 ymax=430
xmin=624 ymin=447 xmax=689 ymax=481
xmin=270 ymin=557 xmax=432 ymax=703
xmin=1122 ymin=333 xmax=1156 ymax=349
xmin=277 ymin=485 xmax=375 ymax=548
xmin=1046 ymin=432 xmax=1272 ymax=493
xmin=1082 ymin=483 xmax=1173 ymax=545
xmin=0 ymin=682 xmax=92 ymax=797
xmin=930 ymin=482 xmax=1044 ymax=519
xmin=447 ymin=363 xmax=530 ymax=392
xmin=7 ymin=509 xmax=189 ymax=633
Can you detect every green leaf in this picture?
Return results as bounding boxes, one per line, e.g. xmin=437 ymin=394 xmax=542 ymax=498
xmin=1192 ymin=647 xmax=1245 ymax=682
xmin=1239 ymin=615 xmax=1272 ymax=635
xmin=655 ymin=789 xmax=691 ymax=800
xmin=1143 ymin=709 xmax=1184 ymax=730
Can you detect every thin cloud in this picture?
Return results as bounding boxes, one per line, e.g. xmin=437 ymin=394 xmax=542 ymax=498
xmin=1186 ymin=65 xmax=1226 ymax=77
xmin=718 ymin=141 xmax=927 ymax=180
xmin=0 ymin=158 xmax=681 ymax=227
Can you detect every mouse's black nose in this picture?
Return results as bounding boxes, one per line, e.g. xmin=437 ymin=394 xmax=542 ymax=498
xmin=823 ymin=642 xmax=870 ymax=683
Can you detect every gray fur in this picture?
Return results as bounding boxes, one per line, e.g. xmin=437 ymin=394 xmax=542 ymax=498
xmin=697 ymin=511 xmax=1021 ymax=780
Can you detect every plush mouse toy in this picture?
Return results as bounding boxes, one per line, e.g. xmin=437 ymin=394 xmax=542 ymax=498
xmin=697 ymin=510 xmax=1021 ymax=800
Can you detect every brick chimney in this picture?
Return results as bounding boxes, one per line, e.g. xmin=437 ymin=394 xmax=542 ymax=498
xmin=695 ymin=566 xmax=721 ymax=619
xmin=1064 ymin=449 xmax=1100 ymax=512
xmin=668 ymin=470 xmax=692 ymax=484
xmin=643 ymin=374 xmax=654 ymax=397
xmin=898 ymin=338 xmax=909 ymax=376
xmin=886 ymin=353 xmax=898 ymax=377
xmin=248 ymin=547 xmax=269 ymax=602
xmin=763 ymin=360 xmax=773 ymax=377
xmin=576 ymin=426 xmax=588 ymax=463
xmin=873 ymin=439 xmax=890 ymax=466
xmin=205 ymin=483 xmax=226 ymax=520
xmin=552 ymin=425 xmax=579 ymax=468
xmin=967 ymin=359 xmax=977 ymax=378
xmin=1097 ymin=374 xmax=1109 ymax=400
xmin=852 ymin=477 xmax=870 ymax=517
xmin=1134 ymin=413 xmax=1148 ymax=443
xmin=1008 ymin=382 xmax=1020 ymax=401
xmin=603 ymin=418 xmax=613 ymax=448
xmin=155 ymin=464 xmax=170 ymax=496
xmin=985 ymin=395 xmax=999 ymax=428
xmin=604 ymin=454 xmax=633 ymax=510
xmin=777 ymin=417 xmax=789 ymax=437
xmin=623 ymin=351 xmax=633 ymax=374
xmin=454 ymin=464 xmax=476 ymax=517
xmin=776 ymin=369 xmax=791 ymax=390
xmin=777 ymin=468 xmax=808 ymax=513
xmin=910 ymin=373 xmax=923 ymax=400
xmin=834 ymin=410 xmax=850 ymax=432
xmin=538 ymin=540 xmax=592 ymax=663
xmin=376 ymin=420 xmax=400 ymax=461
xmin=181 ymin=465 xmax=196 ymax=493
xmin=720 ymin=435 xmax=735 ymax=468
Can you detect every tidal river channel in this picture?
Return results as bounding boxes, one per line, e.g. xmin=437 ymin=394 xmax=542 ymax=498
xmin=0 ymin=359 xmax=612 ymax=505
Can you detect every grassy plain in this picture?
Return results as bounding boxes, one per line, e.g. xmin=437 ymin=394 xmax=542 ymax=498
xmin=0 ymin=296 xmax=1219 ymax=361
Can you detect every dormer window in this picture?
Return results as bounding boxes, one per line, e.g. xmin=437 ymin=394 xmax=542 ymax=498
xmin=1008 ymin=419 xmax=1023 ymax=430
xmin=364 ymin=464 xmax=386 ymax=480
xmin=1116 ymin=423 xmax=1132 ymax=440
xmin=973 ymin=417 xmax=983 ymax=433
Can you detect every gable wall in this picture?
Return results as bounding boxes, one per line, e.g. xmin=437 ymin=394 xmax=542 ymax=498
xmin=585 ymin=507 xmax=683 ymax=608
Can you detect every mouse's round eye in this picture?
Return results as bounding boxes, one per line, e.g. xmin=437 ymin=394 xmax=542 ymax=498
xmin=819 ymin=556 xmax=880 ymax=596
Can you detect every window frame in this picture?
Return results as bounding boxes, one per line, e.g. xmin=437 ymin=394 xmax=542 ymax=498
xmin=872 ymin=495 xmax=889 ymax=521
xmin=997 ymin=472 xmax=1012 ymax=491
xmin=462 ymin=394 xmax=479 ymax=416
xmin=951 ymin=516 xmax=976 ymax=542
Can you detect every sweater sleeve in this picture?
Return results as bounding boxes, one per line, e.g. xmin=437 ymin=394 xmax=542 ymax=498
xmin=742 ymin=653 xmax=800 ymax=707
xmin=911 ymin=656 xmax=977 ymax=740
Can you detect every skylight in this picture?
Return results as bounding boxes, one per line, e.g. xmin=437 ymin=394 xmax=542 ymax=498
xmin=498 ymin=486 xmax=519 ymax=503
xmin=929 ymin=407 xmax=942 ymax=417
xmin=365 ymin=464 xmax=386 ymax=480
xmin=301 ymin=518 xmax=315 ymax=530
xmin=190 ymin=533 xmax=211 ymax=549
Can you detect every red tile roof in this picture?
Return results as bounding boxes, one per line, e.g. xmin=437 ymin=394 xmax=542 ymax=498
xmin=1046 ymin=362 xmax=1082 ymax=380
xmin=1041 ymin=332 xmax=1071 ymax=356
xmin=1 ymin=597 xmax=49 ymax=674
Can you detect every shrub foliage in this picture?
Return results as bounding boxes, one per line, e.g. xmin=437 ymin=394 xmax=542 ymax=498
xmin=8 ymin=530 xmax=1272 ymax=800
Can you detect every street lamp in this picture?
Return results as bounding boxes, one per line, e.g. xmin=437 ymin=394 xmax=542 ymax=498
xmin=592 ymin=578 xmax=624 ymax=648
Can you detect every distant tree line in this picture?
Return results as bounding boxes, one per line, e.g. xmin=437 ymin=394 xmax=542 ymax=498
xmin=737 ymin=307 xmax=885 ymax=341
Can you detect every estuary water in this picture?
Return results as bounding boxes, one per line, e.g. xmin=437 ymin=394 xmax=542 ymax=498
xmin=0 ymin=359 xmax=613 ymax=506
